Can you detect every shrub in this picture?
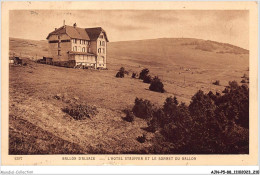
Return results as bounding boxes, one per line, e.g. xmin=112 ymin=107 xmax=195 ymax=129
xmin=137 ymin=134 xmax=146 ymax=143
xmin=123 ymin=110 xmax=134 ymax=122
xmin=241 ymin=79 xmax=246 ymax=83
xmin=143 ymin=75 xmax=152 ymax=83
xmin=149 ymin=76 xmax=165 ymax=93
xmin=216 ymin=81 xmax=249 ymax=128
xmin=147 ymin=109 xmax=165 ymax=132
xmin=228 ymin=81 xmax=239 ymax=90
xmin=189 ymin=90 xmax=216 ymax=119
xmin=62 ymin=104 xmax=97 ymax=120
xmin=222 ymin=88 xmax=229 ymax=93
xmin=132 ymin=72 xmax=138 ymax=78
xmin=213 ymin=80 xmax=220 ymax=85
xmin=139 ymin=68 xmax=149 ymax=80
xmin=115 ymin=67 xmax=127 ymax=78
xmin=132 ymin=98 xmax=154 ymax=119
xmin=242 ymin=74 xmax=247 ymax=78
xmin=116 ymin=71 xmax=124 ymax=78
xmin=132 ymin=82 xmax=249 ymax=154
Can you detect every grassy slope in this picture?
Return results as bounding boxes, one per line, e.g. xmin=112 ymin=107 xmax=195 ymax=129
xmin=9 ymin=37 xmax=249 ymax=154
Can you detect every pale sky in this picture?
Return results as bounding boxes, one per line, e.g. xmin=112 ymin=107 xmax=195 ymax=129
xmin=10 ymin=10 xmax=249 ymax=49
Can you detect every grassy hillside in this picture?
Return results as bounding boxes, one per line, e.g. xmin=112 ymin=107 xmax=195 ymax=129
xmin=9 ymin=37 xmax=249 ymax=154
xmin=9 ymin=37 xmax=51 ymax=60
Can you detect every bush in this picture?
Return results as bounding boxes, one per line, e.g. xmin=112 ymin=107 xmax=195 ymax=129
xmin=116 ymin=71 xmax=124 ymax=78
xmin=213 ymin=80 xmax=220 ymax=85
xmin=216 ymin=81 xmax=249 ymax=128
xmin=131 ymin=83 xmax=249 ymax=154
xmin=241 ymin=79 xmax=246 ymax=83
xmin=123 ymin=110 xmax=134 ymax=122
xmin=242 ymin=74 xmax=247 ymax=78
xmin=132 ymin=72 xmax=138 ymax=78
xmin=132 ymin=98 xmax=154 ymax=119
xmin=222 ymin=88 xmax=229 ymax=93
xmin=139 ymin=68 xmax=149 ymax=80
xmin=137 ymin=134 xmax=146 ymax=143
xmin=115 ymin=67 xmax=127 ymax=78
xmin=149 ymin=76 xmax=165 ymax=93
xmin=143 ymin=75 xmax=152 ymax=83
xmin=63 ymin=104 xmax=97 ymax=120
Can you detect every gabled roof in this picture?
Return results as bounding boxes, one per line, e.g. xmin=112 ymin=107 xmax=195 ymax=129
xmin=47 ymin=25 xmax=90 ymax=40
xmin=47 ymin=25 xmax=109 ymax=42
xmin=85 ymin=27 xmax=109 ymax=42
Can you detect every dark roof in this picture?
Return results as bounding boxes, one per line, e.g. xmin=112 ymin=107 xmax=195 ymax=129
xmin=47 ymin=25 xmax=90 ymax=40
xmin=47 ymin=25 xmax=109 ymax=42
xmin=85 ymin=27 xmax=109 ymax=42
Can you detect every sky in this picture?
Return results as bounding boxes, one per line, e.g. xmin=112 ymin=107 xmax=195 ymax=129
xmin=10 ymin=10 xmax=249 ymax=49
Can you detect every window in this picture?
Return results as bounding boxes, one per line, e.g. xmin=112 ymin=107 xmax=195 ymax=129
xmin=58 ymin=42 xmax=60 ymax=48
xmin=78 ymin=46 xmax=81 ymax=52
xmin=58 ymin=35 xmax=60 ymax=39
xmin=103 ymin=48 xmax=105 ymax=54
xmin=100 ymin=41 xmax=102 ymax=46
xmin=61 ymin=39 xmax=70 ymax=42
xmin=73 ymin=46 xmax=77 ymax=51
xmin=102 ymin=41 xmax=105 ymax=46
xmin=82 ymin=47 xmax=85 ymax=52
xmin=58 ymin=50 xmax=61 ymax=56
xmin=49 ymin=40 xmax=59 ymax=43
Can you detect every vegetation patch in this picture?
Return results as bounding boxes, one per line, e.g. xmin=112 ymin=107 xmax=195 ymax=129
xmin=143 ymin=75 xmax=152 ymax=84
xmin=131 ymin=72 xmax=138 ymax=78
xmin=123 ymin=110 xmax=135 ymax=122
xmin=63 ymin=104 xmax=98 ymax=120
xmin=116 ymin=67 xmax=129 ymax=78
xmin=132 ymin=98 xmax=154 ymax=119
xmin=149 ymin=76 xmax=165 ymax=93
xmin=130 ymin=81 xmax=249 ymax=154
xmin=213 ymin=80 xmax=220 ymax=86
xmin=139 ymin=68 xmax=150 ymax=80
xmin=137 ymin=134 xmax=146 ymax=143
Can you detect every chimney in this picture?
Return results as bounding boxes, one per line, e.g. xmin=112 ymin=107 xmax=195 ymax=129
xmin=63 ymin=20 xmax=65 ymax=26
xmin=73 ymin=23 xmax=77 ymax=28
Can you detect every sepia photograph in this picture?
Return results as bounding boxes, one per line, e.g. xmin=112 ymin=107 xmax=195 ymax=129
xmin=1 ymin=1 xmax=258 ymax=166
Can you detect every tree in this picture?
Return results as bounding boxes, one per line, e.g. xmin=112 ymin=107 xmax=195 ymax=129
xmin=149 ymin=76 xmax=165 ymax=93
xmin=139 ymin=68 xmax=149 ymax=80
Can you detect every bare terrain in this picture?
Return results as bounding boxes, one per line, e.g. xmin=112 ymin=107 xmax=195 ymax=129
xmin=9 ymin=37 xmax=249 ymax=154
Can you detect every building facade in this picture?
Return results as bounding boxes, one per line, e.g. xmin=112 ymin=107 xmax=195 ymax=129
xmin=46 ymin=23 xmax=108 ymax=69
